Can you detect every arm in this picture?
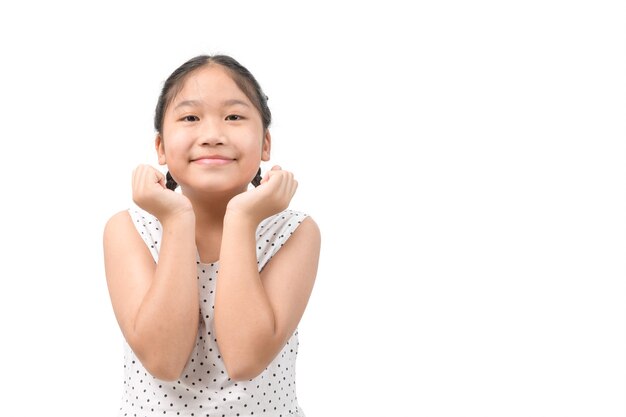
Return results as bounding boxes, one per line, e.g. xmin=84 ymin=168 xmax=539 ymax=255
xmin=103 ymin=166 xmax=199 ymax=381
xmin=214 ymin=170 xmax=321 ymax=381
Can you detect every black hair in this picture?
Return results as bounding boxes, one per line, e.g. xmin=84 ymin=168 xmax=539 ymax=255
xmin=154 ymin=55 xmax=271 ymax=190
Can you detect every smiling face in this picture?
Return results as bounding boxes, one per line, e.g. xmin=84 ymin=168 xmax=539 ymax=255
xmin=156 ymin=64 xmax=271 ymax=196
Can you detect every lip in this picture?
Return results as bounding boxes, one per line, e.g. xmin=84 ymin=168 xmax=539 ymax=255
xmin=192 ymin=155 xmax=234 ymax=165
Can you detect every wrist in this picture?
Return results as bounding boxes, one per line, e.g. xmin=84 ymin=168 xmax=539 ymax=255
xmin=159 ymin=209 xmax=196 ymax=230
xmin=223 ymin=209 xmax=259 ymax=231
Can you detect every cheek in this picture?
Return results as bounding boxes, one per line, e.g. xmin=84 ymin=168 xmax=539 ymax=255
xmin=161 ymin=131 xmax=187 ymax=154
xmin=237 ymin=128 xmax=263 ymax=152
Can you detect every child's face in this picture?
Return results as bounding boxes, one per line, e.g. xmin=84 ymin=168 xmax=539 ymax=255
xmin=157 ymin=64 xmax=270 ymax=194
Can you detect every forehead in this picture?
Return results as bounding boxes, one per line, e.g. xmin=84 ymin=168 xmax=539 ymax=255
xmin=172 ymin=64 xmax=250 ymax=105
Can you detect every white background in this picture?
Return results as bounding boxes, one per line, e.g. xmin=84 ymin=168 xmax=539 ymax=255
xmin=0 ymin=1 xmax=624 ymax=416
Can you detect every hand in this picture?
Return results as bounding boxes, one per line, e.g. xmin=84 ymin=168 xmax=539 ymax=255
xmin=132 ymin=165 xmax=194 ymax=223
xmin=226 ymin=165 xmax=298 ymax=223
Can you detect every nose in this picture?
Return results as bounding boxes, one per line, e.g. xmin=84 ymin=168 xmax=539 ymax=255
xmin=198 ymin=118 xmax=227 ymax=146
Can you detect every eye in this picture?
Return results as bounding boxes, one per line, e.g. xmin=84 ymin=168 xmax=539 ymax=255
xmin=225 ymin=114 xmax=242 ymax=121
xmin=181 ymin=115 xmax=199 ymax=122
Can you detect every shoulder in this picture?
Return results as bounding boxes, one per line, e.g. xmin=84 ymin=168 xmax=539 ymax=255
xmin=103 ymin=209 xmax=146 ymax=252
xmin=282 ymin=215 xmax=320 ymax=262
xmin=103 ymin=208 xmax=158 ymax=283
xmin=257 ymin=209 xmax=316 ymax=241
xmin=282 ymin=210 xmax=319 ymax=241
xmin=126 ymin=205 xmax=160 ymax=228
xmin=284 ymin=210 xmax=320 ymax=245
xmin=103 ymin=210 xmax=133 ymax=237
xmin=104 ymin=206 xmax=154 ymax=236
xmin=287 ymin=212 xmax=320 ymax=249
xmin=256 ymin=209 xmax=320 ymax=269
xmin=105 ymin=206 xmax=162 ymax=262
xmin=104 ymin=205 xmax=161 ymax=240
xmin=258 ymin=209 xmax=311 ymax=235
xmin=295 ymin=215 xmax=320 ymax=240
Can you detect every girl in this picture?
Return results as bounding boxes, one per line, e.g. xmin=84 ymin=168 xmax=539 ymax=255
xmin=103 ymin=55 xmax=320 ymax=417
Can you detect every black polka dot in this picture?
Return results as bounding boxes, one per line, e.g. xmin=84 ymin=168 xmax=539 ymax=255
xmin=119 ymin=207 xmax=310 ymax=415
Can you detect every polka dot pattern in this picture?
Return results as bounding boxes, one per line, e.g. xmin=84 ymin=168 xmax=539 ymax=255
xmin=118 ymin=206 xmax=309 ymax=417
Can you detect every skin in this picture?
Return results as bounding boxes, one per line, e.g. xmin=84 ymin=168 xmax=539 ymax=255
xmin=103 ymin=64 xmax=320 ymax=381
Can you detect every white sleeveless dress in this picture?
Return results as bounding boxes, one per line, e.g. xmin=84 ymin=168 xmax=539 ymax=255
xmin=117 ymin=205 xmax=309 ymax=417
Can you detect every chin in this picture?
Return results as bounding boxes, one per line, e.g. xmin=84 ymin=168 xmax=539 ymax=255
xmin=183 ymin=181 xmax=248 ymax=195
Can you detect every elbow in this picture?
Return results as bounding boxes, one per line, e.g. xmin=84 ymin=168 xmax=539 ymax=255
xmin=142 ymin=356 xmax=185 ymax=381
xmin=135 ymin=348 xmax=186 ymax=381
xmin=127 ymin=325 xmax=195 ymax=382
xmin=215 ymin=324 xmax=281 ymax=381
xmin=146 ymin=362 xmax=184 ymax=382
xmin=223 ymin=354 xmax=268 ymax=382
xmin=227 ymin=366 xmax=264 ymax=382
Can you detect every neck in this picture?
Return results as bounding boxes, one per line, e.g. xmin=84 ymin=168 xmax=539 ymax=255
xmin=181 ymin=188 xmax=234 ymax=264
xmin=182 ymin=190 xmax=230 ymax=228
xmin=180 ymin=186 xmax=248 ymax=251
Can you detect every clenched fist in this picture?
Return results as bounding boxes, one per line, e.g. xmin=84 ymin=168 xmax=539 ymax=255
xmin=132 ymin=165 xmax=194 ymax=223
xmin=226 ymin=165 xmax=298 ymax=224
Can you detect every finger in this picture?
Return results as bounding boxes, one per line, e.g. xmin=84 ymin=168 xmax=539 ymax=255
xmin=137 ymin=165 xmax=161 ymax=194
xmin=131 ymin=167 xmax=138 ymax=191
xmin=153 ymin=168 xmax=165 ymax=188
xmin=287 ymin=174 xmax=297 ymax=198
xmin=280 ymin=171 xmax=293 ymax=191
xmin=157 ymin=168 xmax=165 ymax=182
xmin=290 ymin=178 xmax=299 ymax=198
xmin=137 ymin=165 xmax=150 ymax=193
xmin=264 ymin=168 xmax=280 ymax=183
xmin=266 ymin=167 xmax=292 ymax=180
xmin=278 ymin=172 xmax=293 ymax=196
xmin=280 ymin=170 xmax=295 ymax=196
xmin=260 ymin=170 xmax=271 ymax=185
xmin=132 ymin=165 xmax=148 ymax=201
xmin=133 ymin=165 xmax=148 ymax=194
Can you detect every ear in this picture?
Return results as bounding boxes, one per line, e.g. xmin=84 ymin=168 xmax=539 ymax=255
xmin=155 ymin=134 xmax=167 ymax=165
xmin=261 ymin=130 xmax=271 ymax=162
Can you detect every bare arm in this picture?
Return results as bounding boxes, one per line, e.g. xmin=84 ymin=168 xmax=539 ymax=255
xmin=103 ymin=165 xmax=199 ymax=381
xmin=214 ymin=169 xmax=321 ymax=381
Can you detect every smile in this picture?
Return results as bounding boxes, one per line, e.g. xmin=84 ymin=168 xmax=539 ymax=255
xmin=192 ymin=156 xmax=234 ymax=165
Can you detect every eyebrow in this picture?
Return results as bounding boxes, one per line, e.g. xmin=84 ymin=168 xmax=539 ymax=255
xmin=174 ymin=99 xmax=251 ymax=110
xmin=222 ymin=99 xmax=251 ymax=108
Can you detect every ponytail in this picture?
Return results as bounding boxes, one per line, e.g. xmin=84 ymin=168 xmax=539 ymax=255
xmin=252 ymin=168 xmax=262 ymax=187
xmin=165 ymin=168 xmax=262 ymax=190
xmin=166 ymin=171 xmax=178 ymax=191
